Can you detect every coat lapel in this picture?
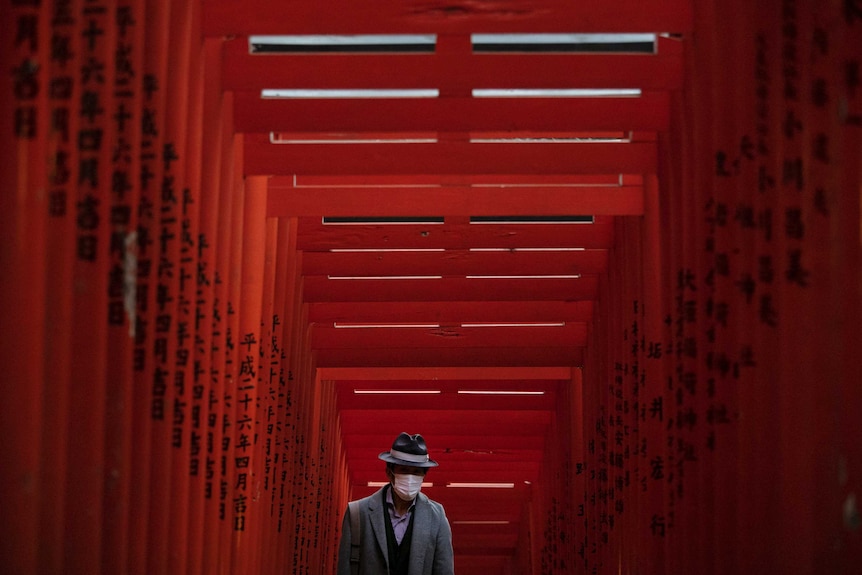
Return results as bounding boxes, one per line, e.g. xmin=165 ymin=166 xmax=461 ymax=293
xmin=408 ymin=493 xmax=431 ymax=575
xmin=367 ymin=487 xmax=390 ymax=570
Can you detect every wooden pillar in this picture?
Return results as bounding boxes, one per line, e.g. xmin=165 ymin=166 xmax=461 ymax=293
xmin=63 ymin=0 xmax=116 ymax=569
xmin=0 ymin=2 xmax=49 ymax=571
xmin=229 ymin=173 xmax=267 ymax=574
xmin=103 ymin=0 xmax=145 ymax=572
xmin=162 ymin=2 xmax=195 ymax=572
xmin=257 ymin=215 xmax=279 ymax=575
xmin=274 ymin=216 xmax=301 ymax=572
xmin=38 ymin=0 xmax=80 ymax=571
xmin=639 ymin=172 xmax=667 ymax=575
xmin=189 ymin=35 xmax=225 ymax=575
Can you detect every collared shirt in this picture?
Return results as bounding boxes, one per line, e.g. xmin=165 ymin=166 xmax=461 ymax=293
xmin=385 ymin=486 xmax=415 ymax=544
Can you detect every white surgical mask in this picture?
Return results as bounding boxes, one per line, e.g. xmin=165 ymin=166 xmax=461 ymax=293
xmin=392 ymin=473 xmax=423 ymax=501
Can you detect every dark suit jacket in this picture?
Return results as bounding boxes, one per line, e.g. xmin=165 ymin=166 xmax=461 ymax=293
xmin=337 ymin=486 xmax=454 ymax=575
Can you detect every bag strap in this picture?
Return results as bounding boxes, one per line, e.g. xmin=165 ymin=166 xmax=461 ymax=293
xmin=348 ymin=500 xmax=361 ymax=574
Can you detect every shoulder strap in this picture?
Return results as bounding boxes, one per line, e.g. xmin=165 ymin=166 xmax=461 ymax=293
xmin=348 ymin=500 xmax=361 ymax=573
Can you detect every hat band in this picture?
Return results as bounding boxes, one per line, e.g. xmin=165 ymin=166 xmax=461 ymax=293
xmin=389 ymin=448 xmax=429 ymax=464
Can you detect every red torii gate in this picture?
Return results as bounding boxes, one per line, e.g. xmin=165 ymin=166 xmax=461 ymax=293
xmin=1 ymin=1 xmax=860 ymax=574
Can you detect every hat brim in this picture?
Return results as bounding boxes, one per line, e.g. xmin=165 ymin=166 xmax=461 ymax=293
xmin=378 ymin=451 xmax=439 ymax=468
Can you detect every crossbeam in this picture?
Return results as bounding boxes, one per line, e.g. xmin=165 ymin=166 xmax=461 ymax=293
xmin=203 ymin=0 xmax=693 ymax=36
xmin=244 ymin=137 xmax=657 ymax=176
xmin=233 ymin=93 xmax=669 ymax=133
xmin=267 ymin=184 xmax=644 ymax=216
xmin=222 ymin=40 xmax=683 ymax=92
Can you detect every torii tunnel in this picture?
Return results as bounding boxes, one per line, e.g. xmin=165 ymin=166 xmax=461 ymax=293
xmin=2 ymin=1 xmax=861 ymax=574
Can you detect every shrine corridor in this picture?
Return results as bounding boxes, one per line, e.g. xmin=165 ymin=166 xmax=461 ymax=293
xmin=1 ymin=1 xmax=860 ymax=574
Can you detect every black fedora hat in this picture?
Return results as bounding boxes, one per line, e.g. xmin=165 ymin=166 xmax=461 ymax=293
xmin=378 ymin=432 xmax=439 ymax=468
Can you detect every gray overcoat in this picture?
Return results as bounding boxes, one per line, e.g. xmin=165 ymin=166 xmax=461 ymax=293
xmin=336 ymin=486 xmax=455 ymax=575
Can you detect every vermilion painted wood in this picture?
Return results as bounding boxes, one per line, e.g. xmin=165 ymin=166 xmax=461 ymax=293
xmin=313 ymin=346 xmax=585 ymax=367
xmin=310 ymin=323 xmax=587 ymax=349
xmin=338 ymin=416 xmax=550 ymax=437
xmin=219 ymin=134 xmax=246 ymax=573
xmin=127 ymin=3 xmax=165 ymax=572
xmin=266 ymin=184 xmax=644 ymax=217
xmin=567 ymin=370 xmax=586 ymax=573
xmin=835 ymin=10 xmax=862 ymax=568
xmin=234 ymin=92 xmax=670 ymax=134
xmin=457 ymin=557 xmax=516 ymax=573
xmin=277 ymin=225 xmax=306 ymax=571
xmin=804 ymin=4 xmax=842 ymax=570
xmin=705 ymin=3 xmax=741 ymax=573
xmin=253 ymin=217 xmax=279 ymax=575
xmin=103 ymin=1 xmax=145 ymax=572
xmin=341 ymin=416 xmax=553 ymax=436
xmin=296 ymin=219 xmax=615 ymax=250
xmin=837 ymin=88 xmax=862 ymax=575
xmin=188 ymin=36 xmax=224 ymax=575
xmin=320 ymin=366 xmax=573 ymax=380
xmin=140 ymin=2 xmax=175 ymax=572
xmin=678 ymin=4 xmax=709 ymax=573
xmin=733 ymin=4 xmax=774 ymax=574
xmin=320 ymin=380 xmax=343 ymax=575
xmin=201 ymin=107 xmax=237 ymax=575
xmin=640 ymin=174 xmax=667 ymax=575
xmin=230 ymin=175 xmax=268 ymax=575
xmin=0 ymin=3 xmax=48 ymax=572
xmin=202 ymin=0 xmax=693 ymax=36
xmin=165 ymin=3 xmax=199 ymax=572
xmin=304 ymin=372 xmax=325 ymax=568
xmin=338 ymin=430 xmax=552 ymax=451
xmin=292 ymin=174 xmax=628 ymax=186
xmin=778 ymin=5 xmax=833 ymax=572
xmin=64 ymin=0 xmax=116 ymax=570
xmin=244 ymin=136 xmax=657 ymax=176
xmin=338 ymin=391 xmax=555 ymax=413
xmin=178 ymin=8 xmax=208 ymax=574
xmin=302 ymin=275 xmax=599 ymax=302
xmin=39 ymin=1 xmax=79 ymax=572
xmin=302 ymin=249 xmax=608 ymax=277
xmin=290 ymin=311 xmax=317 ymax=570
xmin=267 ymin=219 xmax=292 ymax=575
xmin=309 ymin=301 xmax=594 ymax=324
xmin=221 ymin=39 xmax=683 ymax=92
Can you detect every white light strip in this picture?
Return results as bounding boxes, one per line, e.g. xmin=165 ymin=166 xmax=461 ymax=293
xmin=355 ymin=390 xmax=442 ymax=395
xmin=472 ymin=88 xmax=641 ymax=98
xmin=251 ymin=34 xmax=437 ymax=47
xmin=458 ymin=390 xmax=545 ymax=395
xmin=262 ymin=89 xmax=439 ymax=99
xmin=447 ymin=483 xmax=515 ymax=488
xmin=322 ymin=219 xmax=445 ymax=226
xmin=465 ymin=275 xmax=581 ymax=279
xmin=468 ymin=247 xmax=587 ymax=252
xmin=368 ymin=481 xmax=435 ymax=487
xmin=330 ymin=248 xmax=446 ymax=253
xmin=452 ymin=520 xmax=511 ymax=525
xmin=327 ymin=275 xmax=443 ymax=280
xmin=517 ymin=247 xmax=589 ymax=252
xmin=471 ymin=33 xmax=656 ymax=45
xmin=470 ymin=136 xmax=629 ymax=143
xmin=270 ymin=136 xmax=438 ymax=144
xmin=335 ymin=323 xmax=441 ymax=329
xmin=468 ymin=219 xmax=594 ymax=225
xmin=460 ymin=323 xmax=564 ymax=328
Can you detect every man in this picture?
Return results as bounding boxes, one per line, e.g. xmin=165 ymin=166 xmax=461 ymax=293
xmin=337 ymin=432 xmax=454 ymax=575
